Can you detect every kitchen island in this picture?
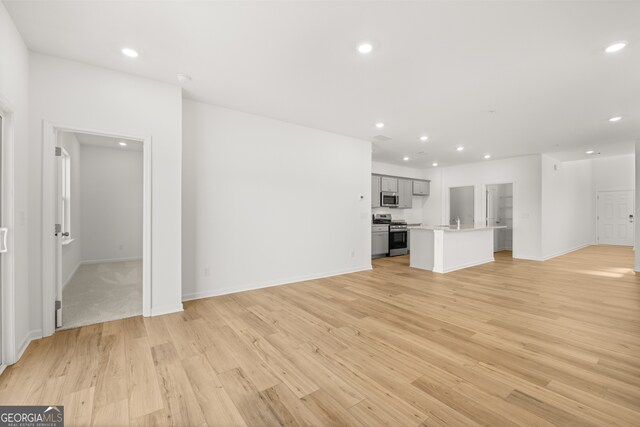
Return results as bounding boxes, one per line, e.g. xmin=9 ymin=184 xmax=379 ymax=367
xmin=409 ymin=225 xmax=506 ymax=273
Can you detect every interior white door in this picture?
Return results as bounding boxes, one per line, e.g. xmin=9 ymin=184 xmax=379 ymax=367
xmin=597 ymin=190 xmax=634 ymax=246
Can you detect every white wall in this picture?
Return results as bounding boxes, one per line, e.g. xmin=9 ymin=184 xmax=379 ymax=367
xmin=541 ymin=155 xmax=594 ymax=259
xmin=80 ymin=145 xmax=143 ymax=263
xmin=423 ymin=155 xmax=543 ymax=260
xmin=593 ymin=154 xmax=634 ymax=192
xmin=182 ymin=100 xmax=371 ymax=300
xmin=371 ymin=161 xmax=428 ymax=224
xmin=58 ymin=132 xmax=82 ymax=287
xmin=0 ymin=2 xmax=31 ymax=362
xmin=29 ymin=53 xmax=183 ymax=326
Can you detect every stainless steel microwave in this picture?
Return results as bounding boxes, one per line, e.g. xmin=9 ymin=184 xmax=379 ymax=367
xmin=381 ymin=192 xmax=399 ymax=207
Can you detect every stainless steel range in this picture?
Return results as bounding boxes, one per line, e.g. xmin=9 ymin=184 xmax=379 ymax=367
xmin=372 ymin=214 xmax=408 ymax=257
xmin=389 ymin=219 xmax=408 ymax=256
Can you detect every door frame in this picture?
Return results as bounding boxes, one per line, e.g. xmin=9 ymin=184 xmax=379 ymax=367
xmin=445 ymin=184 xmax=476 ymax=225
xmin=595 ymin=189 xmax=634 ymax=246
xmin=481 ymin=182 xmax=515 ymax=253
xmin=41 ymin=121 xmax=152 ymax=337
xmin=0 ymin=94 xmax=16 ymax=366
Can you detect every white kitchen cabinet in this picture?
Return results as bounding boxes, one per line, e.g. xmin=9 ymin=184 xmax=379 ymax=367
xmin=372 ymin=228 xmax=389 ymax=257
xmin=412 ymin=180 xmax=430 ymax=196
xmin=398 ymin=179 xmax=413 ymax=209
xmin=380 ymin=176 xmax=398 ymax=193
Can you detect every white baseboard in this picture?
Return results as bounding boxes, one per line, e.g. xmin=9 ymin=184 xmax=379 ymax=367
xmin=513 ymin=255 xmax=542 ymax=261
xmin=14 ymin=329 xmax=42 ymax=365
xmin=539 ymin=243 xmax=592 ymax=261
xmin=81 ymin=256 xmax=142 ymax=265
xmin=182 ymin=265 xmax=373 ymax=302
xmin=513 ymin=243 xmax=593 ymax=262
xmin=150 ymin=303 xmax=184 ymax=317
xmin=62 ymin=261 xmax=82 ymax=290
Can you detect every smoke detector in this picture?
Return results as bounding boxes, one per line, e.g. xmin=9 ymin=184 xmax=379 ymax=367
xmin=177 ymin=74 xmax=192 ymax=84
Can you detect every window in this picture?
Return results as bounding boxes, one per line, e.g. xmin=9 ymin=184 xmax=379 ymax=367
xmin=60 ymin=148 xmax=72 ymax=243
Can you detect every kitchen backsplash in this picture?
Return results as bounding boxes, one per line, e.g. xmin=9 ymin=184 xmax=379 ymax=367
xmin=372 ymin=196 xmax=425 ymax=224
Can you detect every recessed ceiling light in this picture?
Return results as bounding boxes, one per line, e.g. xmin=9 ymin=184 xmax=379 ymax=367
xmin=484 ymin=154 xmax=491 ymax=159
xmin=121 ymin=47 xmax=138 ymax=58
xmin=119 ymin=141 xmax=127 ymax=146
xmin=586 ymin=150 xmax=595 ymax=154
xmin=420 ymin=136 xmax=428 ymax=142
xmin=605 ymin=42 xmax=626 ymax=53
xmin=456 ymin=146 xmax=464 ymax=151
xmin=609 ymin=116 xmax=622 ymax=122
xmin=432 ymin=162 xmax=438 ymax=167
xmin=375 ymin=122 xmax=384 ymax=129
xmin=403 ymin=156 xmax=410 ymax=161
xmin=357 ymin=43 xmax=373 ymax=54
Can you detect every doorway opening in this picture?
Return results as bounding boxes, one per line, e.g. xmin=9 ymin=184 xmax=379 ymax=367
xmin=596 ymin=190 xmax=634 ymax=246
xmin=486 ymin=183 xmax=513 ymax=254
xmin=449 ymin=186 xmax=474 ymax=226
xmin=56 ymin=131 xmax=144 ymax=329
xmin=42 ymin=122 xmax=151 ymax=336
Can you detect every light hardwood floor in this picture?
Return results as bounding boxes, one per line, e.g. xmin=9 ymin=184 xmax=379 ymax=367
xmin=1 ymin=245 xmax=640 ymax=426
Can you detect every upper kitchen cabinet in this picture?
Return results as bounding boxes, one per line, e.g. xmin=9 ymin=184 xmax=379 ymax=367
xmin=371 ymin=175 xmax=381 ymax=208
xmin=413 ymin=180 xmax=430 ymax=196
xmin=398 ymin=179 xmax=413 ymax=209
xmin=381 ymin=176 xmax=398 ymax=193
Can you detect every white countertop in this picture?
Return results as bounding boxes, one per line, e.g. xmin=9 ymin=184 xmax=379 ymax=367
xmin=409 ymin=225 xmax=507 ymax=232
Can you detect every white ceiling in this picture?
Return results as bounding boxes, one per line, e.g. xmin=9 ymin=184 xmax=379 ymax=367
xmin=71 ymin=132 xmax=142 ymax=152
xmin=6 ymin=1 xmax=640 ymax=167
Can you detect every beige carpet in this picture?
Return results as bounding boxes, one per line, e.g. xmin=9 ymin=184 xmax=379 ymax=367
xmin=61 ymin=260 xmax=142 ymax=330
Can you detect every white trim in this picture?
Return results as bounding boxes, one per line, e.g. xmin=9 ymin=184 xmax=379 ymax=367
xmin=481 ymin=182 xmax=515 ymax=254
xmin=528 ymin=243 xmax=593 ymax=262
xmin=444 ymin=183 xmax=476 ymax=226
xmin=42 ymin=122 xmax=56 ymax=337
xmin=182 ymin=265 xmax=373 ymax=302
xmin=150 ymin=304 xmax=183 ymax=316
xmin=15 ymin=330 xmax=42 ymax=364
xmin=142 ymin=137 xmax=152 ymax=317
xmin=41 ymin=121 xmax=152 ymax=338
xmin=0 ymin=95 xmax=16 ymax=366
xmin=512 ymin=255 xmax=544 ymax=261
xmin=81 ymin=256 xmax=143 ymax=265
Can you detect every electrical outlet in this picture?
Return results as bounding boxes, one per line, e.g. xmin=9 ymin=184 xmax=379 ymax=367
xmin=118 ymin=244 xmax=124 ymax=250
xmin=204 ymin=267 xmax=210 ymax=277
xmin=351 ymin=250 xmax=356 ymax=258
